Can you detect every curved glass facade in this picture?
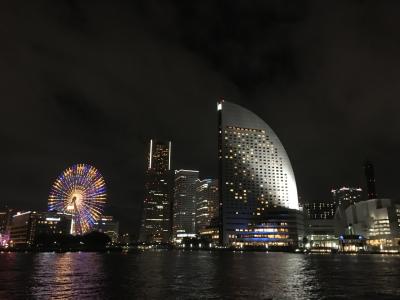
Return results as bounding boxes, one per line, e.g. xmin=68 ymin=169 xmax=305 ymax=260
xmin=218 ymin=100 xmax=299 ymax=245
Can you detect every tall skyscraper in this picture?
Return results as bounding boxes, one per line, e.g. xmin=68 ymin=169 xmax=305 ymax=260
xmin=218 ymin=100 xmax=299 ymax=245
xmin=173 ymin=169 xmax=199 ymax=241
xmin=195 ymin=179 xmax=219 ymax=232
xmin=364 ymin=161 xmax=377 ymax=199
xmin=140 ymin=140 xmax=173 ymax=243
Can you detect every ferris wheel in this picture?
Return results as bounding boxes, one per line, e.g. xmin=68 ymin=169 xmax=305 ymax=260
xmin=48 ymin=164 xmax=107 ymax=235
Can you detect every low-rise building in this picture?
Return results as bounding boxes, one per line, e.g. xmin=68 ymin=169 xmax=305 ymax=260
xmin=230 ymin=208 xmax=304 ymax=250
xmin=94 ymin=216 xmax=119 ymax=243
xmin=335 ymin=198 xmax=400 ymax=252
xmin=305 ymin=219 xmax=338 ymax=252
xmin=10 ymin=211 xmax=72 ymax=248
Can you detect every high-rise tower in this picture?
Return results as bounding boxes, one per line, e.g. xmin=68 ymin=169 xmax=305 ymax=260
xmin=218 ymin=100 xmax=299 ymax=245
xmin=140 ymin=140 xmax=173 ymax=243
xmin=195 ymin=179 xmax=219 ymax=232
xmin=364 ymin=161 xmax=377 ymax=199
xmin=172 ymin=170 xmax=199 ymax=242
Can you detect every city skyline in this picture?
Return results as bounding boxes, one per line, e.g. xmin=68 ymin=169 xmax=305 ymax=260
xmin=0 ymin=99 xmax=396 ymax=235
xmin=2 ymin=2 xmax=400 ymax=299
xmin=1 ymin=1 xmax=400 ymax=236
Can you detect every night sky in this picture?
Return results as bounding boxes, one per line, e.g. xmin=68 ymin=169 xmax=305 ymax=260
xmin=1 ymin=1 xmax=400 ymax=235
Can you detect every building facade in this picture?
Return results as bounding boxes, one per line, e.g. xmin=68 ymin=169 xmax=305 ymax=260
xmin=173 ymin=170 xmax=199 ymax=242
xmin=335 ymin=198 xmax=400 ymax=252
xmin=10 ymin=211 xmax=72 ymax=248
xmin=140 ymin=140 xmax=173 ymax=243
xmin=94 ymin=215 xmax=119 ymax=243
xmin=218 ymin=100 xmax=300 ymax=246
xmin=331 ymin=187 xmax=363 ymax=209
xmin=304 ymin=201 xmax=336 ymax=220
xmin=195 ymin=179 xmax=219 ymax=233
xmin=232 ymin=208 xmax=304 ymax=249
xmin=0 ymin=209 xmax=13 ymax=247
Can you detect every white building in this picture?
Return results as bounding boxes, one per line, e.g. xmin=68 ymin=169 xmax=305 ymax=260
xmin=218 ymin=100 xmax=299 ymax=246
xmin=335 ymin=198 xmax=400 ymax=252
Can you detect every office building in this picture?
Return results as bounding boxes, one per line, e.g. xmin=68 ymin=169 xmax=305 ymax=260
xmin=0 ymin=209 xmax=12 ymax=233
xmin=195 ymin=179 xmax=219 ymax=232
xmin=94 ymin=215 xmax=119 ymax=243
xmin=0 ymin=209 xmax=13 ymax=247
xmin=303 ymin=188 xmax=363 ymax=251
xmin=218 ymin=100 xmax=300 ymax=246
xmin=331 ymin=187 xmax=363 ymax=209
xmin=173 ymin=169 xmax=199 ymax=242
xmin=10 ymin=211 xmax=72 ymax=248
xmin=304 ymin=200 xmax=336 ymax=220
xmin=140 ymin=140 xmax=173 ymax=243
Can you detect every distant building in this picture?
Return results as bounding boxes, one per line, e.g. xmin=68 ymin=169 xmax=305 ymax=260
xmin=0 ymin=209 xmax=13 ymax=233
xmin=304 ymin=201 xmax=336 ymax=220
xmin=218 ymin=100 xmax=300 ymax=246
xmin=364 ymin=161 xmax=377 ymax=199
xmin=195 ymin=179 xmax=219 ymax=233
xmin=94 ymin=216 xmax=119 ymax=243
xmin=140 ymin=139 xmax=173 ymax=243
xmin=335 ymin=198 xmax=400 ymax=252
xmin=331 ymin=187 xmax=363 ymax=209
xmin=0 ymin=209 xmax=13 ymax=247
xmin=10 ymin=211 xmax=72 ymax=248
xmin=303 ymin=187 xmax=363 ymax=252
xmin=303 ymin=187 xmax=363 ymax=240
xmin=173 ymin=169 xmax=199 ymax=242
xmin=119 ymin=233 xmax=130 ymax=244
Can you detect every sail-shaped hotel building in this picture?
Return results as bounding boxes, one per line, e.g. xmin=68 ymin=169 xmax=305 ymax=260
xmin=218 ymin=100 xmax=303 ymax=247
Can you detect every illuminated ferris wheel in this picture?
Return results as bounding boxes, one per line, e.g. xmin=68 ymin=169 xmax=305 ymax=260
xmin=48 ymin=164 xmax=107 ymax=235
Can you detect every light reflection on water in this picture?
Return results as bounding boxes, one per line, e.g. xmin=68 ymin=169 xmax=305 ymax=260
xmin=0 ymin=251 xmax=399 ymax=299
xmin=30 ymin=252 xmax=105 ymax=299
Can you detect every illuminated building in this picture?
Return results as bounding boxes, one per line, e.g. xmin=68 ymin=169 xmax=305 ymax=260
xmin=335 ymin=199 xmax=400 ymax=252
xmin=331 ymin=187 xmax=363 ymax=209
xmin=0 ymin=209 xmax=12 ymax=233
xmin=232 ymin=208 xmax=304 ymax=248
xmin=304 ymin=201 xmax=336 ymax=220
xmin=140 ymin=140 xmax=173 ymax=243
xmin=303 ymin=187 xmax=364 ymax=252
xmin=195 ymin=179 xmax=219 ymax=232
xmin=173 ymin=169 xmax=199 ymax=242
xmin=304 ymin=219 xmax=338 ymax=252
xmin=9 ymin=211 xmax=72 ymax=248
xmin=94 ymin=216 xmax=119 ymax=243
xmin=364 ymin=161 xmax=377 ymax=199
xmin=304 ymin=187 xmax=363 ymax=222
xmin=303 ymin=200 xmax=338 ymax=252
xmin=48 ymin=164 xmax=106 ymax=235
xmin=217 ymin=100 xmax=300 ymax=246
xmin=0 ymin=209 xmax=13 ymax=247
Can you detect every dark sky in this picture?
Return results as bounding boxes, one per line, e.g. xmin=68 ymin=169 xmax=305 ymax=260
xmin=1 ymin=1 xmax=400 ymax=235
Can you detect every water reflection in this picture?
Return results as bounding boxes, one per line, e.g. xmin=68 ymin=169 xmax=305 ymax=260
xmin=30 ymin=253 xmax=105 ymax=299
xmin=0 ymin=252 xmax=399 ymax=299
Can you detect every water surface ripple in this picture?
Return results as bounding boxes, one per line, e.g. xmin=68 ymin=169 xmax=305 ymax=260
xmin=0 ymin=251 xmax=399 ymax=299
